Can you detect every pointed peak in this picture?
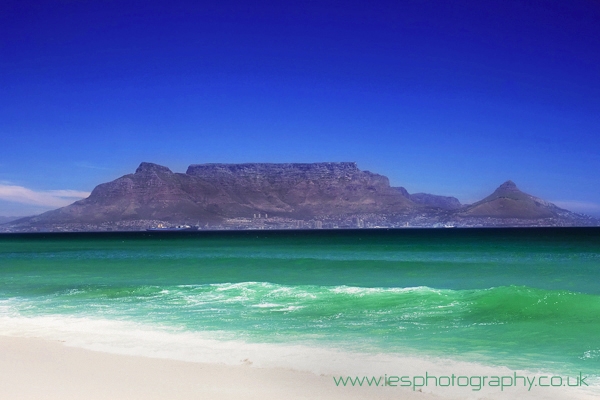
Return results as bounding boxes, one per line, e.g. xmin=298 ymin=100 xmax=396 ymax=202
xmin=135 ymin=162 xmax=173 ymax=174
xmin=469 ymin=180 xmax=528 ymax=207
xmin=496 ymin=180 xmax=518 ymax=191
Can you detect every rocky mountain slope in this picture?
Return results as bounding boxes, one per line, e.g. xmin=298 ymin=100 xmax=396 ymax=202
xmin=459 ymin=180 xmax=569 ymax=219
xmin=6 ymin=163 xmax=598 ymax=231
xmin=15 ymin=162 xmax=417 ymax=227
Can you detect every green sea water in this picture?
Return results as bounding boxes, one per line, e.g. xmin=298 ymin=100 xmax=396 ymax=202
xmin=1 ymin=228 xmax=599 ymax=379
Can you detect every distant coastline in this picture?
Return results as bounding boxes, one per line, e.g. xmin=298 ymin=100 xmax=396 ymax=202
xmin=2 ymin=162 xmax=599 ymax=233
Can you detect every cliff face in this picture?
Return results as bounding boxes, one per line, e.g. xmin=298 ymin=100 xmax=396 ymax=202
xmin=22 ymin=162 xmax=416 ymax=225
xmin=186 ymin=162 xmax=413 ymax=217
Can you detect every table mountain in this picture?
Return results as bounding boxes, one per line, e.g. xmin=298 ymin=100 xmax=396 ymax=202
xmin=17 ymin=162 xmax=417 ymax=226
xmin=7 ymin=164 xmax=597 ymax=231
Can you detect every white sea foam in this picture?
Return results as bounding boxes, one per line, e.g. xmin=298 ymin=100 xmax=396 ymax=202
xmin=0 ymin=312 xmax=598 ymax=399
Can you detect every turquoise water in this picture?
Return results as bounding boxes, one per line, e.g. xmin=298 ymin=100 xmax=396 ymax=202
xmin=1 ymin=228 xmax=599 ymax=378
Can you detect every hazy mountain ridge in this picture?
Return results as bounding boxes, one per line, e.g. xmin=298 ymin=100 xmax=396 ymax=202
xmin=4 ymin=162 xmax=598 ymax=232
xmin=392 ymin=187 xmax=462 ymax=210
xmin=0 ymin=216 xmax=27 ymax=224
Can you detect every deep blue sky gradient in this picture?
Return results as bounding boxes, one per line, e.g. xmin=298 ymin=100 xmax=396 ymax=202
xmin=1 ymin=0 xmax=599 ymax=216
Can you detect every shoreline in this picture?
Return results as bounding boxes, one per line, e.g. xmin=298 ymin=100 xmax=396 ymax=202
xmin=1 ymin=335 xmax=597 ymax=400
xmin=0 ymin=335 xmax=428 ymax=400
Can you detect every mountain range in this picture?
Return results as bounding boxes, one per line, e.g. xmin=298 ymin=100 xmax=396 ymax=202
xmin=4 ymin=162 xmax=598 ymax=231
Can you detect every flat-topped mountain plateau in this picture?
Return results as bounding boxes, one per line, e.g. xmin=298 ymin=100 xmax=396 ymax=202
xmin=4 ymin=162 xmax=598 ymax=232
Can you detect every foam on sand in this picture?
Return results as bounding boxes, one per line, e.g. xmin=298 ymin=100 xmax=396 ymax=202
xmin=0 ymin=314 xmax=597 ymax=400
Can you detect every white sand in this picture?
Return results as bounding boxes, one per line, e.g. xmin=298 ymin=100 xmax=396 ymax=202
xmin=0 ymin=335 xmax=596 ymax=400
xmin=0 ymin=336 xmax=430 ymax=400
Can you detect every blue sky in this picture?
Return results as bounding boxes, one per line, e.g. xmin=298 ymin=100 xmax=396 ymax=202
xmin=1 ymin=0 xmax=599 ymax=216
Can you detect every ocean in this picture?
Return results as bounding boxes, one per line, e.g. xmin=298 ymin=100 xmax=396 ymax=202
xmin=1 ymin=228 xmax=599 ymax=393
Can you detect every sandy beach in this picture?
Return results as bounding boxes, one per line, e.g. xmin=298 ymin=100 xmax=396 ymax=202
xmin=2 ymin=230 xmax=599 ymax=400
xmin=0 ymin=336 xmax=431 ymax=400
xmin=1 ymin=335 xmax=598 ymax=400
